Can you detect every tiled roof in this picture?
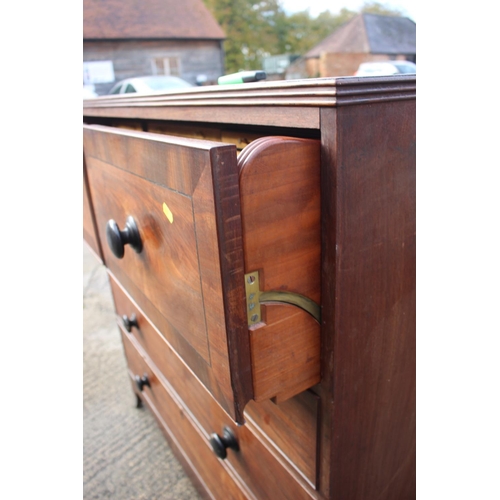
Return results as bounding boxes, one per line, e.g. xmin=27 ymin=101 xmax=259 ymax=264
xmin=305 ymin=14 xmax=415 ymax=58
xmin=84 ymin=0 xmax=225 ymax=40
xmin=364 ymin=14 xmax=415 ymax=54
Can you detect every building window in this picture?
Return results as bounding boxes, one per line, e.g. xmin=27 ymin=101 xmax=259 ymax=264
xmin=151 ymin=57 xmax=181 ymax=76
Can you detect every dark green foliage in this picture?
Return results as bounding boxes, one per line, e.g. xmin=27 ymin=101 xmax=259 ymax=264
xmin=202 ymin=0 xmax=404 ymax=74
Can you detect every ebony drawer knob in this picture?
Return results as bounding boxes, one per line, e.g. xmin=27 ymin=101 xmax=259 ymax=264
xmin=209 ymin=426 xmax=239 ymax=459
xmin=122 ymin=313 xmax=138 ymax=332
xmin=106 ymin=216 xmax=142 ymax=259
xmin=134 ymin=373 xmax=150 ymax=392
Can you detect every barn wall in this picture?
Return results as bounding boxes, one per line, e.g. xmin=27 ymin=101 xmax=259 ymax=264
xmin=319 ymin=53 xmax=388 ymax=77
xmin=83 ymin=40 xmax=224 ymax=94
xmin=319 ymin=52 xmax=414 ymax=77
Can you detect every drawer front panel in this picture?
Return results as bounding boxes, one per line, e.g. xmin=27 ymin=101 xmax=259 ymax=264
xmin=120 ymin=330 xmax=250 ymax=500
xmin=91 ymin=156 xmax=209 ymax=362
xmin=88 ymin=155 xmax=210 ymax=360
xmin=122 ymin=324 xmax=315 ymax=500
xmin=244 ymin=393 xmax=319 ymax=487
xmin=83 ymin=124 xmax=252 ymax=423
xmin=109 ymin=272 xmax=227 ymax=415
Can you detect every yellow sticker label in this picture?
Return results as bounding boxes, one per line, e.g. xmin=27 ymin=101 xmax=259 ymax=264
xmin=163 ymin=202 xmax=174 ymax=224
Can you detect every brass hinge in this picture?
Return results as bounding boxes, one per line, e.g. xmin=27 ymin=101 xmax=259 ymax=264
xmin=244 ymin=271 xmax=321 ymax=327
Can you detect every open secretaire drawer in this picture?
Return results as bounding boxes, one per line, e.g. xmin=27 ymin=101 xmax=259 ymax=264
xmin=83 ymin=124 xmax=321 ymax=423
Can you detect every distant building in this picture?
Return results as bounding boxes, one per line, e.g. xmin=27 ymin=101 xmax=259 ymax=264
xmin=83 ymin=0 xmax=225 ymax=94
xmin=286 ymin=14 xmax=416 ymax=79
xmin=262 ymin=54 xmax=300 ymax=80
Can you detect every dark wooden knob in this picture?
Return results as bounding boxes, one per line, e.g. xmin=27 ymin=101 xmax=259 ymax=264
xmin=209 ymin=426 xmax=239 ymax=459
xmin=134 ymin=373 xmax=150 ymax=392
xmin=122 ymin=313 xmax=138 ymax=332
xmin=106 ymin=216 xmax=142 ymax=259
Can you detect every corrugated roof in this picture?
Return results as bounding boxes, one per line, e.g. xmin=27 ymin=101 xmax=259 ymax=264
xmin=83 ymin=0 xmax=225 ymax=40
xmin=305 ymin=14 xmax=415 ymax=58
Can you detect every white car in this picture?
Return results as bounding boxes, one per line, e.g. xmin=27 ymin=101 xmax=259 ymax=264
xmin=83 ymin=84 xmax=98 ymax=99
xmin=354 ymin=61 xmax=416 ymax=77
xmin=109 ymin=75 xmax=193 ymax=95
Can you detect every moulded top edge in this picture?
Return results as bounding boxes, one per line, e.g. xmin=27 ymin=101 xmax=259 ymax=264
xmin=83 ymin=75 xmax=416 ymax=109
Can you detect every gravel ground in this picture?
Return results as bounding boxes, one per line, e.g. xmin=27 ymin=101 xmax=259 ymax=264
xmin=83 ymin=243 xmax=201 ymax=499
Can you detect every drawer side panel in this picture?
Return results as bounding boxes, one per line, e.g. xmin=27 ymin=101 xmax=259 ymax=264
xmin=238 ymin=137 xmax=321 ymax=402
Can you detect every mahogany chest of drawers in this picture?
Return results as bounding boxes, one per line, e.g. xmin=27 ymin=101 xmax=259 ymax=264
xmin=83 ymin=76 xmax=416 ymax=500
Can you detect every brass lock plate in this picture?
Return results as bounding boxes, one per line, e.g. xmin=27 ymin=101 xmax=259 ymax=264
xmin=245 ymin=271 xmax=262 ymax=327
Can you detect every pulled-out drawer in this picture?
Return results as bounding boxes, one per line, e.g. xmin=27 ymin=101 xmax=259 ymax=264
xmin=120 ymin=320 xmax=317 ymax=500
xmin=83 ymin=124 xmax=320 ymax=422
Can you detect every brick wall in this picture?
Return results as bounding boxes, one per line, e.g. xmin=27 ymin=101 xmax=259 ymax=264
xmin=319 ymin=53 xmax=391 ymax=77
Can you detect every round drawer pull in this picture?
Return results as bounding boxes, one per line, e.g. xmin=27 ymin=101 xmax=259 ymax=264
xmin=134 ymin=373 xmax=150 ymax=392
xmin=209 ymin=426 xmax=239 ymax=459
xmin=122 ymin=313 xmax=138 ymax=332
xmin=106 ymin=216 xmax=142 ymax=259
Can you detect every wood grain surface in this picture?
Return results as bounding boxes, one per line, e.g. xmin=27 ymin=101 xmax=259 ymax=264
xmin=84 ymin=105 xmax=320 ymax=130
xmin=83 ymin=76 xmax=416 ymax=130
xmin=238 ymin=137 xmax=321 ymax=402
xmin=244 ymin=391 xmax=319 ymax=487
xmin=83 ymin=124 xmax=252 ymax=423
xmin=83 ymin=156 xmax=103 ymax=261
xmin=121 ymin=325 xmax=317 ymax=500
xmin=321 ymin=101 xmax=416 ymax=499
xmin=110 ymin=264 xmax=320 ymax=493
xmin=83 ymin=75 xmax=416 ymax=499
xmin=120 ymin=331 xmax=250 ymax=500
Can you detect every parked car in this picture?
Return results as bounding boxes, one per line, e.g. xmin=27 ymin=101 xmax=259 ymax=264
xmin=108 ymin=75 xmax=193 ymax=95
xmin=354 ymin=61 xmax=416 ymax=77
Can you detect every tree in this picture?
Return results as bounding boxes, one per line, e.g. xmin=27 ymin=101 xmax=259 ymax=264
xmin=203 ymin=0 xmax=287 ymax=73
xmin=283 ymin=8 xmax=356 ymax=55
xmin=202 ymin=0 xmax=404 ymax=74
xmin=359 ymin=1 xmax=405 ymax=16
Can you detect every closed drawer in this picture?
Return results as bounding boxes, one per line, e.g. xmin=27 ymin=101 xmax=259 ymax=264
xmin=120 ymin=321 xmax=317 ymax=500
xmin=120 ymin=329 xmax=249 ymax=500
xmin=111 ymin=273 xmax=319 ymax=493
xmin=84 ymin=124 xmax=321 ymax=421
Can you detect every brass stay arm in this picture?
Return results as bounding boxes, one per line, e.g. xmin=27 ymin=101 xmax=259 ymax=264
xmin=244 ymin=271 xmax=321 ymax=327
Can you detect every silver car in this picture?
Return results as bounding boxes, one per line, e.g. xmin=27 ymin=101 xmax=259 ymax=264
xmin=109 ymin=75 xmax=193 ymax=95
xmin=354 ymin=61 xmax=416 ymax=76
